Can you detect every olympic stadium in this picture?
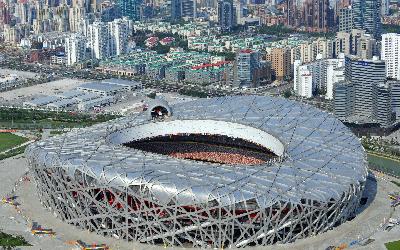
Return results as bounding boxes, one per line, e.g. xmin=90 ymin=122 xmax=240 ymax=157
xmin=25 ymin=95 xmax=368 ymax=248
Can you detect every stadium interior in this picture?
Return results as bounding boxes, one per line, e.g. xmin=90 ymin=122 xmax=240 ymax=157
xmin=123 ymin=133 xmax=278 ymax=165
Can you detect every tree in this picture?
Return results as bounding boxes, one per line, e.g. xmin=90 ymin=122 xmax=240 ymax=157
xmin=283 ymin=89 xmax=292 ymax=98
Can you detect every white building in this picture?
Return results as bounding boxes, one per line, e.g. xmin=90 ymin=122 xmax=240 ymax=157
xmin=327 ymin=67 xmax=345 ymax=99
xmin=294 ymin=55 xmax=344 ymax=99
xmin=293 ymin=60 xmax=302 ymax=92
xmin=325 ymin=57 xmax=345 ymax=99
xmin=108 ymin=18 xmax=130 ymax=57
xmin=295 ymin=65 xmax=313 ymax=98
xmin=87 ymin=19 xmax=130 ymax=60
xmin=88 ymin=21 xmax=110 ymax=60
xmin=381 ymin=33 xmax=400 ymax=80
xmin=65 ymin=34 xmax=86 ymax=66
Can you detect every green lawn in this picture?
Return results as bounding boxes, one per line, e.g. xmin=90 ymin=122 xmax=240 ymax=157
xmin=0 ymin=231 xmax=30 ymax=247
xmin=0 ymin=145 xmax=28 ymax=161
xmin=0 ymin=108 xmax=119 ymax=129
xmin=385 ymin=240 xmax=400 ymax=250
xmin=0 ymin=133 xmax=28 ymax=152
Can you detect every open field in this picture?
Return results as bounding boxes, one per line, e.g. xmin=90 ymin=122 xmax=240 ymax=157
xmin=0 ymin=133 xmax=28 ymax=152
xmin=0 ymin=78 xmax=85 ymax=103
xmin=385 ymin=240 xmax=400 ymax=250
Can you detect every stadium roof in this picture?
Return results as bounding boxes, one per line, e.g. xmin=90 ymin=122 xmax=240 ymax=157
xmin=26 ymin=96 xmax=367 ymax=208
xmin=73 ymin=93 xmax=100 ymax=102
xmin=102 ymin=78 xmax=142 ymax=87
xmin=56 ymin=90 xmax=86 ymax=99
xmin=26 ymin=95 xmax=61 ymax=106
xmin=78 ymin=82 xmax=125 ymax=92
xmin=46 ymin=98 xmax=78 ymax=107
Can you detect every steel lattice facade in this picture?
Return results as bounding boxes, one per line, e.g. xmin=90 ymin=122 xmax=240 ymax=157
xmin=25 ymin=96 xmax=368 ymax=248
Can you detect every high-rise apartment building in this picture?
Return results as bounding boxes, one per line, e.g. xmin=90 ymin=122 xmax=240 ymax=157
xmin=218 ymin=0 xmax=235 ymax=31
xmin=88 ymin=21 xmax=110 ymax=60
xmin=293 ymin=55 xmax=345 ymax=99
xmin=295 ymin=65 xmax=313 ymax=98
xmin=65 ymin=34 xmax=86 ymax=66
xmin=351 ymin=30 xmax=376 ymax=59
xmin=335 ymin=32 xmax=352 ymax=56
xmin=336 ymin=29 xmax=376 ymax=58
xmin=353 ymin=0 xmax=381 ymax=38
xmin=108 ymin=18 xmax=130 ymax=56
xmin=266 ymin=47 xmax=291 ymax=80
xmin=87 ymin=19 xmax=129 ymax=60
xmin=381 ymin=33 xmax=400 ymax=80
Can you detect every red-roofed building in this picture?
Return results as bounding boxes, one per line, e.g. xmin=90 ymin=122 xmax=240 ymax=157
xmin=191 ymin=61 xmax=231 ymax=70
xmin=145 ymin=37 xmax=159 ymax=48
xmin=240 ymin=49 xmax=253 ymax=54
xmin=160 ymin=37 xmax=175 ymax=45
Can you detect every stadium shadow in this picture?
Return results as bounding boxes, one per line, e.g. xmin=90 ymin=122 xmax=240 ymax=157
xmin=353 ymin=171 xmax=378 ymax=217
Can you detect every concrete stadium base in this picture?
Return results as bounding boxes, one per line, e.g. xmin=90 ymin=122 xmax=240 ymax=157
xmin=0 ymin=155 xmax=399 ymax=250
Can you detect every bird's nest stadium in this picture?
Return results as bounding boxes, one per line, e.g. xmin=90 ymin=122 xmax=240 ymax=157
xmin=25 ymin=96 xmax=368 ymax=248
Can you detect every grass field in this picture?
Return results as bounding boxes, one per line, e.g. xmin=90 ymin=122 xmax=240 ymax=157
xmin=385 ymin=240 xmax=400 ymax=250
xmin=0 ymin=231 xmax=30 ymax=247
xmin=0 ymin=133 xmax=28 ymax=152
xmin=0 ymin=107 xmax=119 ymax=130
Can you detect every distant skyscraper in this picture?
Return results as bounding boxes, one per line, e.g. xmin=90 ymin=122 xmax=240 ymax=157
xmin=353 ymin=0 xmax=381 ymax=38
xmin=286 ymin=0 xmax=330 ymax=32
xmin=171 ymin=0 xmax=196 ymax=20
xmin=235 ymin=49 xmax=260 ymax=87
xmin=117 ymin=0 xmax=142 ymax=20
xmin=381 ymin=33 xmax=400 ymax=80
xmin=218 ymin=0 xmax=235 ymax=31
xmin=339 ymin=6 xmax=353 ymax=33
xmin=381 ymin=0 xmax=389 ymax=16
